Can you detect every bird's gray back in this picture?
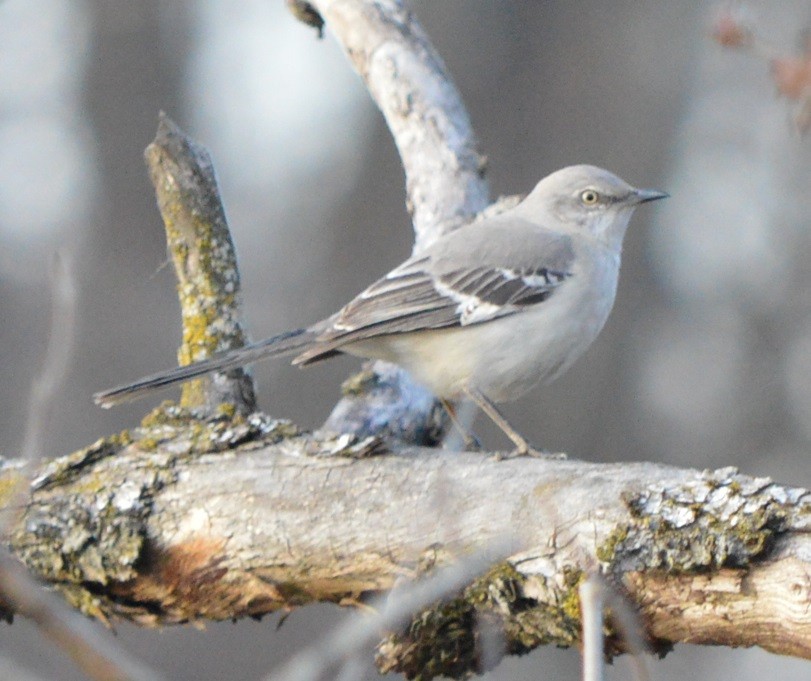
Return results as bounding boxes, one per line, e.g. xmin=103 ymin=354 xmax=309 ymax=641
xmin=429 ymin=215 xmax=575 ymax=275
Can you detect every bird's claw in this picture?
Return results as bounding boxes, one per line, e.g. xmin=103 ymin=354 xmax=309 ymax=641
xmin=463 ymin=434 xmax=483 ymax=452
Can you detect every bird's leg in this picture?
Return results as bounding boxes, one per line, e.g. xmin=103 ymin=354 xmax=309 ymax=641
xmin=439 ymin=398 xmax=481 ymax=451
xmin=462 ymin=386 xmax=566 ymax=460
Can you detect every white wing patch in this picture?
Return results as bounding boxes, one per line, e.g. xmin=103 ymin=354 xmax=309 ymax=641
xmin=496 ymin=267 xmax=566 ymax=288
xmin=433 ymin=277 xmax=503 ymax=325
xmin=434 ymin=265 xmax=570 ymax=326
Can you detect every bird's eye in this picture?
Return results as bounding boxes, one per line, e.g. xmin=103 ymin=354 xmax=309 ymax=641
xmin=580 ymin=189 xmax=600 ymax=206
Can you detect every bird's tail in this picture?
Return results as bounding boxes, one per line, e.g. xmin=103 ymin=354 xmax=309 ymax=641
xmin=94 ymin=328 xmax=314 ymax=408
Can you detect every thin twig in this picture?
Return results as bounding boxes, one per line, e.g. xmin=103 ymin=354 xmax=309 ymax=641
xmin=604 ymin=587 xmax=651 ymax=681
xmin=580 ymin=576 xmax=604 ymax=681
xmin=1 ymin=251 xmax=77 ymax=533
xmin=20 ymin=250 xmax=77 ymax=464
xmin=0 ymin=549 xmax=164 ymax=681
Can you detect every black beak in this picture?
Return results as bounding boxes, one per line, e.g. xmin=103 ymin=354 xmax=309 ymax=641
xmin=633 ymin=188 xmax=669 ymax=204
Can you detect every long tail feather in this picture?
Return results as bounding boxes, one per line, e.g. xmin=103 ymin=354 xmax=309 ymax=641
xmin=94 ymin=328 xmax=313 ymax=408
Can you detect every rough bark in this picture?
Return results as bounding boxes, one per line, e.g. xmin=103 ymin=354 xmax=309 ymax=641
xmin=2 ymin=431 xmax=810 ymax=678
xmin=145 ymin=114 xmax=256 ymax=416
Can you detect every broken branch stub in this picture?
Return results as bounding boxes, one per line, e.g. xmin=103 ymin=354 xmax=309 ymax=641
xmin=144 ymin=113 xmax=255 ymax=415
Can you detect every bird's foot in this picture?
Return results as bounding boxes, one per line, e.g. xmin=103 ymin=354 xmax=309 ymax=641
xmin=463 ymin=433 xmax=483 ymax=452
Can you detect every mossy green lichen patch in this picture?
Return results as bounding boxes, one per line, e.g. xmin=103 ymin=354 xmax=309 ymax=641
xmin=13 ymin=469 xmax=158 ymax=592
xmin=137 ymin=403 xmax=300 ymax=456
xmin=30 ymin=436 xmax=125 ymax=491
xmin=12 ymin=393 xmax=302 ymax=622
xmin=598 ymin=469 xmax=799 ymax=574
xmin=0 ymin=465 xmax=27 ymax=509
xmin=376 ymin=561 xmax=585 ymax=680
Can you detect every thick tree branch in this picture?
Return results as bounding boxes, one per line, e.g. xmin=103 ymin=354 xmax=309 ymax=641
xmin=306 ymin=0 xmax=489 ymax=249
xmin=2 ymin=434 xmax=810 ymax=678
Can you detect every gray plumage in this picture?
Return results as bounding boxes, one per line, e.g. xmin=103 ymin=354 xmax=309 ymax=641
xmin=294 ymin=222 xmax=575 ymax=365
xmin=94 ymin=164 xmax=666 ymax=453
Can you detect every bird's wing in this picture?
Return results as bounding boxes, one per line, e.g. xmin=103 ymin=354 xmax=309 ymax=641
xmin=296 ymin=221 xmax=574 ymax=363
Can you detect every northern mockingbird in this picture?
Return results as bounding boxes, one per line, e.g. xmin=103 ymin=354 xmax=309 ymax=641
xmin=95 ymin=165 xmax=667 ymax=455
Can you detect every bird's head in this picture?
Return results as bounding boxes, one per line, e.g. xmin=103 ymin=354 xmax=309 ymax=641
xmin=522 ymin=164 xmax=668 ymax=249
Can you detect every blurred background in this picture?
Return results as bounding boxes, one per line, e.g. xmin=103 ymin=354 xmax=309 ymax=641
xmin=1 ymin=0 xmax=810 ymax=679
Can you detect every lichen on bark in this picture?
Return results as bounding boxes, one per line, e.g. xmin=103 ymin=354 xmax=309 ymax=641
xmin=376 ymin=562 xmax=585 ymax=680
xmin=598 ymin=467 xmax=810 ymax=574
